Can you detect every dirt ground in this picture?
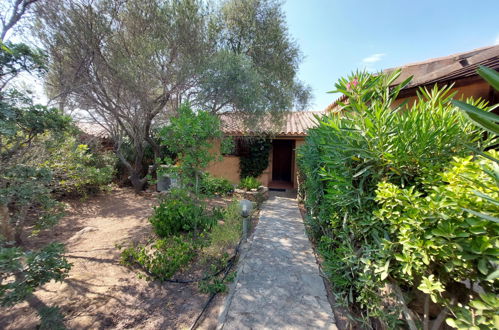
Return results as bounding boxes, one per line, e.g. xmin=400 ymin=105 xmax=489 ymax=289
xmin=0 ymin=188 xmax=226 ymax=330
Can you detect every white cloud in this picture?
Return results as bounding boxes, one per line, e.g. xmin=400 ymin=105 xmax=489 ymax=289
xmin=494 ymin=34 xmax=499 ymax=45
xmin=362 ymin=53 xmax=385 ymax=63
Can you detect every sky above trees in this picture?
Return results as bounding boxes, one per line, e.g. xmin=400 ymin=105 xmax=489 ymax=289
xmin=283 ymin=0 xmax=499 ymax=110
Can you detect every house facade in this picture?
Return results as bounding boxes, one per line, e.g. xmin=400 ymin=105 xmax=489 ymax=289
xmin=205 ymin=111 xmax=323 ymax=190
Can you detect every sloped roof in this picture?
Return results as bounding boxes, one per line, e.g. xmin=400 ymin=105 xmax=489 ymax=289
xmin=76 ymin=122 xmax=110 ymax=138
xmin=220 ymin=111 xmax=324 ymax=136
xmin=386 ymin=44 xmax=499 ymax=88
xmin=325 ymin=44 xmax=499 ymax=112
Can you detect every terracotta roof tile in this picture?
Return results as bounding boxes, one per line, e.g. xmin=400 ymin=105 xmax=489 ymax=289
xmin=220 ymin=111 xmax=324 ymax=136
xmin=76 ymin=122 xmax=110 ymax=138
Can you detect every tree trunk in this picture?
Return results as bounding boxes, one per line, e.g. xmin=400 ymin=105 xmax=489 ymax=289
xmin=0 ymin=204 xmax=14 ymax=243
xmin=129 ymin=170 xmax=146 ymax=193
xmin=14 ymin=205 xmax=28 ymax=246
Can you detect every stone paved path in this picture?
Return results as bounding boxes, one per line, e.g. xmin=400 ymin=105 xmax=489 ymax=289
xmin=218 ymin=195 xmax=337 ymax=330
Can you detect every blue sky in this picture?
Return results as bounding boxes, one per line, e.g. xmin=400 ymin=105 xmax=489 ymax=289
xmin=282 ymin=0 xmax=499 ymax=110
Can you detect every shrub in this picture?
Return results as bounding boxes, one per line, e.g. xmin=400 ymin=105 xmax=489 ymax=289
xmin=149 ymin=189 xmax=216 ymax=237
xmin=120 ymin=235 xmax=197 ymax=280
xmin=159 ymin=104 xmax=221 ymax=194
xmin=376 ymin=152 xmax=499 ymax=328
xmin=238 ymin=177 xmax=261 ymax=190
xmin=41 ymin=135 xmax=116 ymax=196
xmin=200 ymin=174 xmax=234 ymax=196
xmin=297 ymin=69 xmax=492 ymax=326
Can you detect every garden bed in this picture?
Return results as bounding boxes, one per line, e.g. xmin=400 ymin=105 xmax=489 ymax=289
xmin=0 ymin=188 xmax=255 ymax=329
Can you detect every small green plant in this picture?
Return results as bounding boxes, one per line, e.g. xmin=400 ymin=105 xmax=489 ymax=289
xmin=120 ymin=235 xmax=197 ymax=281
xmin=199 ymin=174 xmax=234 ymax=196
xmin=149 ymin=189 xmax=216 ymax=237
xmin=198 ymin=254 xmax=237 ymax=294
xmin=238 ymin=177 xmax=261 ymax=190
xmin=37 ymin=305 xmax=66 ymax=330
xmin=199 ymin=270 xmax=236 ymax=294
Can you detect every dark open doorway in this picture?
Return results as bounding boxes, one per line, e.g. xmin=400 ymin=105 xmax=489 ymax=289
xmin=272 ymin=139 xmax=294 ymax=183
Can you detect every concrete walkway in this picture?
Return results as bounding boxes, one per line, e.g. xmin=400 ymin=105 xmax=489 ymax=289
xmin=218 ymin=195 xmax=337 ymax=330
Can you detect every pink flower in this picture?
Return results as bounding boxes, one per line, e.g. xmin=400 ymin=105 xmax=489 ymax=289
xmin=346 ymin=77 xmax=358 ymax=91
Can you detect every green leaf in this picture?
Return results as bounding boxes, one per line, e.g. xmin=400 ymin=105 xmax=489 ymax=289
xmin=477 ymin=66 xmax=499 ymax=91
xmin=451 ymin=100 xmax=499 ymax=135
xmin=478 ymin=258 xmax=488 ymax=275
xmin=446 ymin=318 xmax=457 ymax=328
xmin=486 ymin=269 xmax=499 ymax=281
xmin=462 ymin=208 xmax=499 ymax=223
xmin=470 ymin=300 xmax=489 ymax=310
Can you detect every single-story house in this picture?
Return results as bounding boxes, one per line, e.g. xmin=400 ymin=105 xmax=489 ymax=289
xmin=205 ymin=111 xmax=323 ymax=190
xmin=77 ymin=45 xmax=498 ymax=192
xmin=326 ymin=44 xmax=499 ymax=112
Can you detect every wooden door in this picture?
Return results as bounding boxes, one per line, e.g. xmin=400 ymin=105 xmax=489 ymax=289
xmin=272 ymin=140 xmax=293 ymax=182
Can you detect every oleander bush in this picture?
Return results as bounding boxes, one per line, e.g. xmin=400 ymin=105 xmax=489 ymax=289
xmin=298 ymin=69 xmax=497 ymax=328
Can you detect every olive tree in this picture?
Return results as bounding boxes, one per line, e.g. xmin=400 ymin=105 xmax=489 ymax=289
xmin=37 ymin=0 xmax=310 ymax=192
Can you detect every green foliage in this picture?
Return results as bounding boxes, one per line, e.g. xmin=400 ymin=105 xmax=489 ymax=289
xmin=199 ymin=268 xmax=236 ymax=294
xmin=37 ymin=305 xmax=66 ymax=330
xmin=220 ymin=136 xmax=235 ymax=155
xmin=239 ymin=138 xmax=271 ymax=178
xmin=159 ymin=104 xmax=221 ymax=193
xmin=120 ymin=235 xmax=198 ymax=281
xmin=0 ymin=243 xmax=71 ymax=307
xmin=149 ymin=189 xmax=216 ymax=237
xmin=41 ymin=136 xmax=116 ymax=196
xmin=446 ymin=293 xmax=499 ymax=329
xmin=39 ymin=0 xmax=310 ymax=192
xmin=0 ymin=18 xmax=71 ymax=326
xmin=452 ymin=66 xmax=499 ymax=146
xmin=0 ymin=89 xmax=70 ymax=161
xmin=205 ymin=201 xmax=242 ymax=257
xmin=197 ymin=51 xmax=268 ymax=113
xmin=122 ymin=200 xmax=243 ymax=283
xmin=199 ymin=174 xmax=234 ymax=196
xmin=238 ymin=177 xmax=261 ymax=190
xmin=376 ymin=153 xmax=499 ymax=282
xmin=1 ymin=42 xmax=71 ymax=245
xmin=218 ymin=0 xmax=311 ymax=111
xmin=298 ymin=69 xmax=492 ymax=326
xmin=0 ymin=41 xmax=47 ymax=83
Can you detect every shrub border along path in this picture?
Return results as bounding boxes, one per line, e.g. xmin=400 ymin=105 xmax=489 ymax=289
xmin=218 ymin=195 xmax=337 ymax=330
